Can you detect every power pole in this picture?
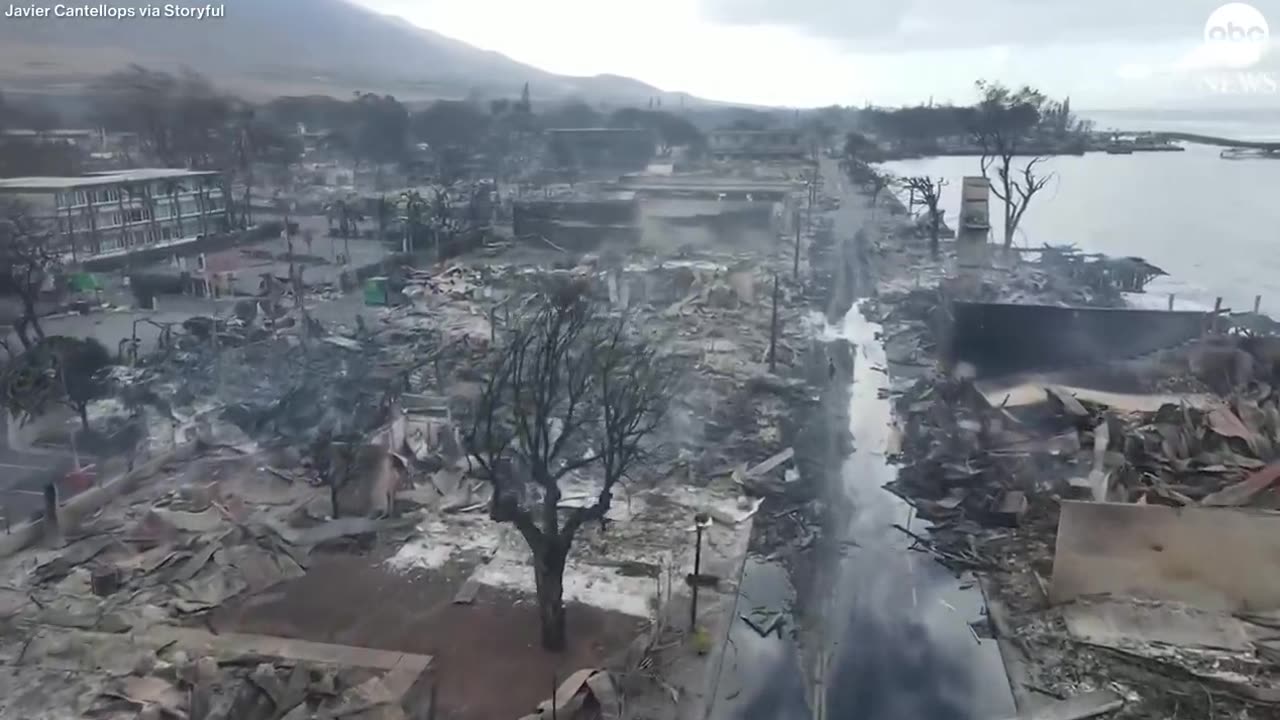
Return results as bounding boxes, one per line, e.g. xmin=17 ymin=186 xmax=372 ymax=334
xmin=768 ymin=274 xmax=780 ymax=373
xmin=793 ymin=221 xmax=801 ymax=280
xmin=807 ymin=176 xmax=815 ymax=231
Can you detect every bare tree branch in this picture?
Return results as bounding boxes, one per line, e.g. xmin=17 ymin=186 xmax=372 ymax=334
xmin=972 ymin=80 xmax=1053 ymax=249
xmin=900 ymin=176 xmax=949 ymax=256
xmin=0 ymin=199 xmax=58 ymax=350
xmin=464 ymin=285 xmax=674 ymax=651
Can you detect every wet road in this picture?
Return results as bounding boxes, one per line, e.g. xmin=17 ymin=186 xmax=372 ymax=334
xmin=710 ymin=156 xmax=1013 ymax=720
xmin=817 ymin=156 xmax=1013 ymax=720
xmin=814 ymin=306 xmax=1012 ymax=720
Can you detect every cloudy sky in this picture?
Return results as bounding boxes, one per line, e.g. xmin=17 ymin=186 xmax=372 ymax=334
xmin=358 ymin=0 xmax=1280 ymax=109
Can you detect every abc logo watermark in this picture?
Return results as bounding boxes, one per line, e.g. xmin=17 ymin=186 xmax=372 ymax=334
xmin=1204 ymin=2 xmax=1270 ymax=68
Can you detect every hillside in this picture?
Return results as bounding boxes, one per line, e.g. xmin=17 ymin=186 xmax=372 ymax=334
xmin=0 ymin=0 xmax=690 ymax=105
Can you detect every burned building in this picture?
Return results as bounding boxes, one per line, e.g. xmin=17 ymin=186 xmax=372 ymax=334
xmin=513 ymin=191 xmax=641 ymax=250
xmin=707 ymin=129 xmax=808 ymax=161
xmin=513 ymin=176 xmax=802 ymax=253
xmin=545 ymin=128 xmax=656 ymax=171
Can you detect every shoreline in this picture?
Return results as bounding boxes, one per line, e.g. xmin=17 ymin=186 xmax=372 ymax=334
xmin=860 ymin=165 xmax=1280 ymax=717
xmin=876 ymin=148 xmax=1263 ymax=316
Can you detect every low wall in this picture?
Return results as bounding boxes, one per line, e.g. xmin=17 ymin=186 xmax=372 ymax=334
xmin=949 ymin=301 xmax=1208 ymax=377
xmin=0 ymin=444 xmax=194 ymax=558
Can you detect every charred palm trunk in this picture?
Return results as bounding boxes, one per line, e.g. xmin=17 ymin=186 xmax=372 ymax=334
xmin=170 ymin=189 xmax=184 ymax=238
xmin=196 ymin=185 xmax=209 ymax=237
xmin=220 ymin=178 xmax=234 ymax=232
xmin=65 ymin=205 xmax=77 ymax=263
xmin=84 ymin=190 xmax=100 ymax=256
xmin=930 ymin=209 xmax=941 ymax=257
xmin=144 ymin=185 xmax=160 ymax=246
xmin=116 ymin=188 xmax=130 ymax=254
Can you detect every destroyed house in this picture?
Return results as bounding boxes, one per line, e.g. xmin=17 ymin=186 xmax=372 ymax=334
xmin=707 ymin=129 xmax=808 ymax=160
xmin=545 ymin=128 xmax=656 ymax=171
xmin=513 ymin=191 xmax=641 ymax=249
xmin=0 ymin=168 xmax=230 ymax=262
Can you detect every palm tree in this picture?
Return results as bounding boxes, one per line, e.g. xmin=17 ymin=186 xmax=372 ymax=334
xmin=217 ymin=175 xmax=233 ymax=231
xmin=163 ymin=180 xmax=186 ymax=239
xmin=195 ymin=178 xmax=209 ymax=238
xmin=429 ymin=187 xmax=456 ymax=261
xmin=64 ymin=203 xmax=78 ymax=263
xmin=230 ymin=107 xmax=257 ymax=227
xmin=82 ymin=195 xmax=100 ymax=257
xmin=115 ymin=182 xmax=132 ymax=254
xmin=376 ymin=195 xmax=390 ymax=246
xmin=398 ymin=190 xmax=427 ymax=254
xmin=142 ymin=183 xmax=161 ymax=246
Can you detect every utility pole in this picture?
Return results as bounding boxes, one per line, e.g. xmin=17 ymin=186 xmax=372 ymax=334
xmin=807 ymin=175 xmax=816 ymax=232
xmin=768 ymin=274 xmax=780 ymax=373
xmin=793 ymin=221 xmax=801 ymax=281
xmin=54 ymin=358 xmax=79 ymax=469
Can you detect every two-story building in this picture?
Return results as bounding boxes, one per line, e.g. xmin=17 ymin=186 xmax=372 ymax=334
xmin=0 ymin=168 xmax=230 ymax=262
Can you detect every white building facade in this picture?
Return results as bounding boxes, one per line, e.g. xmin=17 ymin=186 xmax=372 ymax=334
xmin=0 ymin=168 xmax=230 ymax=261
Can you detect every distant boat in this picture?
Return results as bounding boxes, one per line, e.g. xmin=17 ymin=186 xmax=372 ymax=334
xmin=1221 ymin=147 xmax=1280 ymax=159
xmin=1104 ymin=144 xmax=1135 ymax=154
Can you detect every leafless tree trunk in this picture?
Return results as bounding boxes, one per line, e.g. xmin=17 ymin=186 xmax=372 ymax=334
xmin=467 ymin=285 xmax=674 ymax=651
xmin=865 ymin=168 xmax=894 ymax=225
xmin=0 ymin=200 xmax=56 ymax=348
xmin=979 ymin=144 xmax=1050 ymax=249
xmin=971 ymin=80 xmax=1053 ymax=250
xmin=902 ymin=176 xmax=949 ymax=257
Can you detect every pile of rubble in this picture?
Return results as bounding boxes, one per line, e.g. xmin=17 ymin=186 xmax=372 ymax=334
xmin=865 ymin=229 xmax=1280 ymax=715
xmin=0 ymin=444 xmax=430 ymax=719
xmin=384 ymin=246 xmax=821 ymax=609
xmin=4 ymin=208 xmax=831 ymax=717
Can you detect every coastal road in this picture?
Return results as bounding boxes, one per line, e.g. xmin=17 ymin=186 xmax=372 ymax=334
xmin=810 ymin=155 xmax=1014 ymax=719
xmin=706 ymin=156 xmax=1014 ymax=720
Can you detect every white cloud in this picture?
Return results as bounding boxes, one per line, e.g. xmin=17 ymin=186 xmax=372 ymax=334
xmin=1116 ymin=63 xmax=1154 ymax=81
xmin=355 ymin=0 xmax=1280 ymax=108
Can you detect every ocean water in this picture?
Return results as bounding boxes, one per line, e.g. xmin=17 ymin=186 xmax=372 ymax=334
xmin=883 ymin=115 xmax=1280 ymax=314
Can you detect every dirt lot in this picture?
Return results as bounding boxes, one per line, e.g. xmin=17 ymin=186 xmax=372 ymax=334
xmin=212 ymin=552 xmax=645 ymax=720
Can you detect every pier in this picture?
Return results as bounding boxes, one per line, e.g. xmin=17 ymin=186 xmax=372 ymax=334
xmin=1119 ymin=131 xmax=1280 ymax=151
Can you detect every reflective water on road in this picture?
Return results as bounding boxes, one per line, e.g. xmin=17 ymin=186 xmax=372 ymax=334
xmin=711 ymin=557 xmax=810 ymax=720
xmin=815 ymin=303 xmax=1014 ymax=720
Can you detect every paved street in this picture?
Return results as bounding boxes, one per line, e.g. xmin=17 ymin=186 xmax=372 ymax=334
xmin=813 ymin=154 xmax=1013 ymax=720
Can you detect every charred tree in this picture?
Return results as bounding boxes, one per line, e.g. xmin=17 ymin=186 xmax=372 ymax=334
xmin=865 ymin=167 xmax=895 ymax=224
xmin=901 ymin=176 xmax=949 ymax=256
xmin=467 ymin=285 xmax=674 ymax=651
xmin=0 ymin=200 xmax=57 ymax=349
xmin=971 ymin=80 xmax=1052 ymax=249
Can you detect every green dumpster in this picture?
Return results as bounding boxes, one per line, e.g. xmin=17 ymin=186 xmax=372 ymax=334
xmin=68 ymin=272 xmax=101 ymax=293
xmin=363 ymin=276 xmax=390 ymax=306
